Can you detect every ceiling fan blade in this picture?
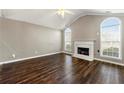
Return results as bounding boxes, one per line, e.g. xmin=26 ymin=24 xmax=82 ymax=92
xmin=55 ymin=9 xmax=74 ymax=18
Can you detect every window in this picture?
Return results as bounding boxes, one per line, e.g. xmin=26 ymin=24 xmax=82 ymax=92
xmin=64 ymin=28 xmax=72 ymax=52
xmin=100 ymin=17 xmax=121 ymax=59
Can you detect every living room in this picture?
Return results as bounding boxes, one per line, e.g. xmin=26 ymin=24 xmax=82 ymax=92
xmin=0 ymin=9 xmax=124 ymax=84
xmin=1 ymin=0 xmax=124 ymax=92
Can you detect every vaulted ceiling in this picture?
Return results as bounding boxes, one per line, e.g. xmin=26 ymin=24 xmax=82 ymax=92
xmin=0 ymin=9 xmax=124 ymax=30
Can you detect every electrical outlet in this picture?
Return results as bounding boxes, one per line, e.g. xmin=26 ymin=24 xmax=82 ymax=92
xmin=97 ymin=50 xmax=100 ymax=53
xmin=12 ymin=54 xmax=16 ymax=58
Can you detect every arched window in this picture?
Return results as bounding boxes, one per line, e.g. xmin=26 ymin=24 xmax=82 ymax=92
xmin=100 ymin=17 xmax=121 ymax=59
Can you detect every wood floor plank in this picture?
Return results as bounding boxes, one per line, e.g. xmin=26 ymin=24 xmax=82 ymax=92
xmin=0 ymin=53 xmax=123 ymax=84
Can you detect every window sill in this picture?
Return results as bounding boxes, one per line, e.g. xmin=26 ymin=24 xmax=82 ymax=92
xmin=100 ymin=55 xmax=122 ymax=60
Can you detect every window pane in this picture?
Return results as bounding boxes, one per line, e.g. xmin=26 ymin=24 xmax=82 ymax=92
xmin=64 ymin=28 xmax=71 ymax=52
xmin=65 ymin=32 xmax=71 ymax=42
xmin=65 ymin=42 xmax=71 ymax=51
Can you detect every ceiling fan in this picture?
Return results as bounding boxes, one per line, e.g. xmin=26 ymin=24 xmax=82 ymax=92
xmin=56 ymin=9 xmax=73 ymax=18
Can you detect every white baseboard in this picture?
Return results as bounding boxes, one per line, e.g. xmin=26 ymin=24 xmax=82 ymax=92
xmin=0 ymin=51 xmax=62 ymax=65
xmin=61 ymin=51 xmax=73 ymax=55
xmin=94 ymin=58 xmax=124 ymax=66
xmin=0 ymin=52 xmax=123 ymax=67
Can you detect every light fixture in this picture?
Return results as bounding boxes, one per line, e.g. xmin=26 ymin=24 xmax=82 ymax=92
xmin=57 ymin=9 xmax=65 ymax=18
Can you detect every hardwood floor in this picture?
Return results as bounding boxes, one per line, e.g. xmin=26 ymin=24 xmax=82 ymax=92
xmin=0 ymin=53 xmax=124 ymax=84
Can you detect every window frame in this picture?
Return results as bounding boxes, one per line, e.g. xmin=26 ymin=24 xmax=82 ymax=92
xmin=100 ymin=17 xmax=122 ymax=60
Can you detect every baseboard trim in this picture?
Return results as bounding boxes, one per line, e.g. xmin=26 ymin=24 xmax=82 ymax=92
xmin=0 ymin=51 xmax=62 ymax=65
xmin=94 ymin=58 xmax=124 ymax=66
xmin=61 ymin=51 xmax=73 ymax=55
xmin=0 ymin=52 xmax=123 ymax=67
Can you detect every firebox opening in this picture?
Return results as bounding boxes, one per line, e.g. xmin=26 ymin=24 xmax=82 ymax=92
xmin=78 ymin=47 xmax=89 ymax=56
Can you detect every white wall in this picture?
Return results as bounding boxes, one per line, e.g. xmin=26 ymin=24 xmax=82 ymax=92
xmin=0 ymin=17 xmax=62 ymax=62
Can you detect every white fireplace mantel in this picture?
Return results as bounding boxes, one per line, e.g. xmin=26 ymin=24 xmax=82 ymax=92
xmin=73 ymin=41 xmax=94 ymax=61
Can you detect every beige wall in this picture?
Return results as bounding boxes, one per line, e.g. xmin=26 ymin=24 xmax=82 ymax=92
xmin=0 ymin=18 xmax=62 ymax=62
xmin=70 ymin=15 xmax=124 ymax=64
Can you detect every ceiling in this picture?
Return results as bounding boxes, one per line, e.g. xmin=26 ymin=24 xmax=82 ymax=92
xmin=0 ymin=9 xmax=124 ymax=30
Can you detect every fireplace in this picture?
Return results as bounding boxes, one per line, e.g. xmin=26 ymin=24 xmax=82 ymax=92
xmin=73 ymin=41 xmax=94 ymax=61
xmin=78 ymin=47 xmax=89 ymax=56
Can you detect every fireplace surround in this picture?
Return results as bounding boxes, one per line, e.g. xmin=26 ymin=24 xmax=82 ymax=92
xmin=73 ymin=41 xmax=94 ymax=61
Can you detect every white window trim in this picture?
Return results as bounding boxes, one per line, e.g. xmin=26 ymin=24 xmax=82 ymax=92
xmin=100 ymin=17 xmax=122 ymax=60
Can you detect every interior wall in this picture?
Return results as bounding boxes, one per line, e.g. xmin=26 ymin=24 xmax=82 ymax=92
xmin=70 ymin=15 xmax=124 ymax=64
xmin=0 ymin=17 xmax=62 ymax=62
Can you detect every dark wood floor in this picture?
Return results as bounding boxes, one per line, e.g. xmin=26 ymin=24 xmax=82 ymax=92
xmin=0 ymin=53 xmax=124 ymax=84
